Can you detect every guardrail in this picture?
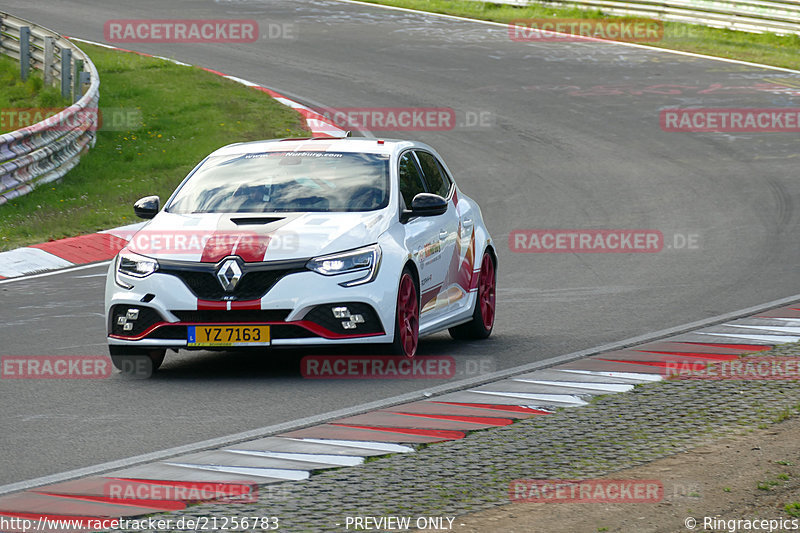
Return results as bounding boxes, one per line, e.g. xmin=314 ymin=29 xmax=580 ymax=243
xmin=0 ymin=12 xmax=99 ymax=205
xmin=482 ymin=0 xmax=800 ymax=35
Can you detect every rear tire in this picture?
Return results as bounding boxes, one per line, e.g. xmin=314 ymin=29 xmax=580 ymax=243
xmin=109 ymin=346 xmax=165 ymax=378
xmin=389 ymin=267 xmax=419 ymax=357
xmin=449 ymin=251 xmax=496 ymax=340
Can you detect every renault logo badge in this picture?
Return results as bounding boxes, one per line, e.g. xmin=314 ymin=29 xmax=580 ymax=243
xmin=217 ymin=259 xmax=242 ymax=292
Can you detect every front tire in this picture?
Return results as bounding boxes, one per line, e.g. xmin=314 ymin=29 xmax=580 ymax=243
xmin=389 ymin=268 xmax=419 ymax=357
xmin=449 ymin=251 xmax=496 ymax=340
xmin=109 ymin=346 xmax=165 ymax=378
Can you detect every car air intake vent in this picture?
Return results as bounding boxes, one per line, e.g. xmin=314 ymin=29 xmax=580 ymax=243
xmin=304 ymin=302 xmax=384 ymax=335
xmin=109 ymin=305 xmax=162 ymax=336
xmin=231 ymin=217 xmax=284 ymax=225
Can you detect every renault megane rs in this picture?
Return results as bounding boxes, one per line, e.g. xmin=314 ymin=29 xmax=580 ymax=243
xmin=105 ymin=137 xmax=496 ymax=375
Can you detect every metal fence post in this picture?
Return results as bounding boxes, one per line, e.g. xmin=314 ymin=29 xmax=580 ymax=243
xmin=43 ymin=36 xmax=55 ymax=86
xmin=60 ymin=48 xmax=72 ymax=100
xmin=19 ymin=26 xmax=30 ymax=81
xmin=73 ymin=59 xmax=83 ymax=102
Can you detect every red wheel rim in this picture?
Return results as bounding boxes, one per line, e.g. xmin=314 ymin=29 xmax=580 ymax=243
xmin=479 ymin=254 xmax=496 ymax=330
xmin=397 ymin=273 xmax=419 ymax=357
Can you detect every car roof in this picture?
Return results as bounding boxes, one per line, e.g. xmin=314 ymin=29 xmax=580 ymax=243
xmin=209 ymin=137 xmax=428 ymax=158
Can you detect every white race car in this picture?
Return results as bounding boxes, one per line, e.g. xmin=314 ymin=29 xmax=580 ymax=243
xmin=105 ymin=137 xmax=496 ymax=375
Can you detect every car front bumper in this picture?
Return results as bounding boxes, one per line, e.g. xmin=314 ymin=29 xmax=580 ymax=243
xmin=105 ymin=261 xmax=398 ymax=348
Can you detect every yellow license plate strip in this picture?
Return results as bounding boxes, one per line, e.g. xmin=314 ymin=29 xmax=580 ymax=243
xmin=188 ymin=325 xmax=271 ymax=347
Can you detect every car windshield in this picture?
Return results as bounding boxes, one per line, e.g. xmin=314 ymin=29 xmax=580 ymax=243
xmin=166 ymin=151 xmax=390 ymax=213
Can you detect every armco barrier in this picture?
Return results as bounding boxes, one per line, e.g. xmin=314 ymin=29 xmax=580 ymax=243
xmin=0 ymin=12 xmax=99 ymax=205
xmin=481 ymin=0 xmax=800 ymax=35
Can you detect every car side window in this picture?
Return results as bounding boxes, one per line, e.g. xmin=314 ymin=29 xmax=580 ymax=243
xmin=415 ymin=151 xmax=451 ymax=198
xmin=398 ymin=152 xmax=427 ymax=208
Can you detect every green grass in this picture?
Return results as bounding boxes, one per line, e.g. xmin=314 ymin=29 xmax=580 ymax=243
xmin=0 ymin=43 xmax=307 ymax=250
xmin=354 ymin=0 xmax=800 ymax=70
xmin=0 ymin=55 xmax=71 ymax=134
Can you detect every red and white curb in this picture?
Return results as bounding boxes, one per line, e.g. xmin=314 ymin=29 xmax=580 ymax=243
xmin=0 ymin=224 xmax=142 ymax=279
xmin=0 ymin=39 xmax=345 ymax=281
xmin=2 ymin=303 xmax=799 ymax=530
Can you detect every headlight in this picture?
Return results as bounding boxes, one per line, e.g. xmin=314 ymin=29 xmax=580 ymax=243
xmin=306 ymin=244 xmax=382 ymax=287
xmin=115 ymin=252 xmax=158 ymax=289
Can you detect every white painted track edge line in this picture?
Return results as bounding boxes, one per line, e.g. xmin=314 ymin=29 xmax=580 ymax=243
xmin=333 ymin=0 xmax=800 ymax=74
xmin=0 ymin=261 xmax=110 ymax=284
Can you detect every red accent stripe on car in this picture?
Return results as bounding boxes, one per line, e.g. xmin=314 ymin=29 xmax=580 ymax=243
xmin=200 ymin=234 xmax=237 ymax=263
xmin=230 ymin=299 xmax=262 ymax=310
xmin=420 ymin=284 xmax=442 ymax=307
xmin=109 ymin=322 xmax=171 ymax=341
xmin=232 ymin=235 xmax=271 ymax=262
xmin=289 ymin=320 xmax=385 ymax=339
xmin=198 ymin=300 xmax=228 ymax=310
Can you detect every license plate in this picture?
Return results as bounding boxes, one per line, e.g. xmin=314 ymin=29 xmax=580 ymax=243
xmin=188 ymin=325 xmax=271 ymax=347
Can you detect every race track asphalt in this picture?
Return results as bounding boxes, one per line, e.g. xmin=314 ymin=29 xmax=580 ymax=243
xmin=1 ymin=0 xmax=799 ymax=485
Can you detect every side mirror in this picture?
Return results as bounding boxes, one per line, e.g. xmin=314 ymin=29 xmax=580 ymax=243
xmin=401 ymin=193 xmax=448 ymax=223
xmin=133 ymin=196 xmax=160 ymax=219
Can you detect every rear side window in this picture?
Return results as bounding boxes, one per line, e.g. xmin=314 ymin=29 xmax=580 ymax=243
xmin=398 ymin=152 xmax=426 ymax=208
xmin=415 ymin=151 xmax=451 ymax=198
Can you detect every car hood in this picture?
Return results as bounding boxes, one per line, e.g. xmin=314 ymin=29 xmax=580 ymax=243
xmin=125 ymin=211 xmax=391 ymax=263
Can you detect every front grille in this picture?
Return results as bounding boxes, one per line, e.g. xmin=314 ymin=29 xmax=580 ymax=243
xmin=304 ymin=302 xmax=384 ymax=336
xmin=172 ymin=309 xmax=292 ymax=323
xmin=158 ymin=257 xmax=309 ymax=302
xmin=109 ymin=305 xmax=163 ymax=336
xmin=164 ymin=269 xmax=300 ymax=300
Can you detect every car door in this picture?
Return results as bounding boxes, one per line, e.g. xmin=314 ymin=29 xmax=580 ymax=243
xmin=398 ymin=151 xmax=448 ymax=320
xmin=411 ymin=150 xmax=460 ymax=318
